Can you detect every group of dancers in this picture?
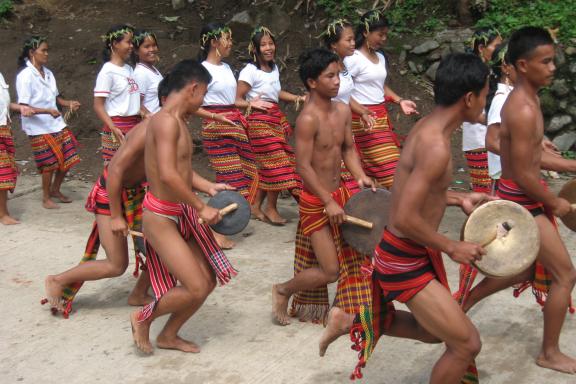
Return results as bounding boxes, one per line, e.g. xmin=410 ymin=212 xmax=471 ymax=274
xmin=0 ymin=7 xmax=575 ymax=382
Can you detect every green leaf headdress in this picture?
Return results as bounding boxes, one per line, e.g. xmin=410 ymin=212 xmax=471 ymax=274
xmin=101 ymin=26 xmax=134 ymax=46
xmin=24 ymin=36 xmax=47 ymax=50
xmin=133 ymin=31 xmax=157 ymax=47
xmin=320 ymin=19 xmax=350 ymax=38
xmin=363 ymin=11 xmax=382 ymax=33
xmin=248 ymin=26 xmax=274 ymax=62
xmin=200 ymin=26 xmax=232 ymax=50
xmin=468 ymin=28 xmax=501 ymax=51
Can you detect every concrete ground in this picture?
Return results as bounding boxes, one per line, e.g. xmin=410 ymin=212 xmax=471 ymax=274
xmin=1 ymin=175 xmax=575 ymax=384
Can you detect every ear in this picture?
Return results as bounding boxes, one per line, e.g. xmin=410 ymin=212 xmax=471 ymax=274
xmin=210 ymin=38 xmax=218 ymax=48
xmin=515 ymin=58 xmax=528 ymax=74
xmin=306 ymin=78 xmax=317 ymax=90
xmin=464 ymin=91 xmax=474 ymax=108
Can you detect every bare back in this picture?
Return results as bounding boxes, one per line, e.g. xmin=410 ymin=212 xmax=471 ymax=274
xmin=145 ymin=110 xmax=193 ymax=202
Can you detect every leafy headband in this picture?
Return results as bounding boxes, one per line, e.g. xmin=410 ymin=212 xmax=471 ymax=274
xmin=101 ymin=27 xmax=134 ymax=45
xmin=248 ymin=26 xmax=274 ymax=59
xmin=200 ymin=26 xmax=232 ymax=50
xmin=133 ymin=31 xmax=156 ymax=46
xmin=469 ymin=28 xmax=501 ymax=50
xmin=322 ymin=19 xmax=350 ymax=38
xmin=363 ymin=11 xmax=382 ymax=33
xmin=24 ymin=36 xmax=47 ymax=50
xmin=490 ymin=44 xmax=509 ymax=67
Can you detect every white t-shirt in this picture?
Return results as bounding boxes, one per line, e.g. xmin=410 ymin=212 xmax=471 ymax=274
xmin=133 ymin=63 xmax=163 ymax=114
xmin=0 ymin=72 xmax=10 ymax=126
xmin=333 ymin=69 xmax=354 ymax=104
xmin=16 ymin=60 xmax=67 ymax=135
xmin=343 ymin=50 xmax=387 ymax=104
xmin=94 ymin=62 xmax=140 ymax=116
xmin=486 ymin=83 xmax=513 ymax=179
xmin=202 ymin=61 xmax=237 ymax=106
xmin=462 ymin=122 xmax=487 ymax=152
xmin=238 ymin=63 xmax=281 ymax=103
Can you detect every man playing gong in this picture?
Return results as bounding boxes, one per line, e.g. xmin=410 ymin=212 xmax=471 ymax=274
xmin=460 ymin=27 xmax=576 ymax=374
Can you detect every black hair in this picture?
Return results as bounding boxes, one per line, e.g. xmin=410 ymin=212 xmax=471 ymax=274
xmin=469 ymin=27 xmax=501 ymax=56
xmin=485 ymin=42 xmax=509 ymax=114
xmin=508 ymin=26 xmax=554 ymax=67
xmin=197 ymin=22 xmax=230 ymax=62
xmin=434 ymin=53 xmax=489 ymax=107
xmin=17 ymin=36 xmax=48 ymax=71
xmin=298 ymin=48 xmax=339 ymax=90
xmin=161 ymin=60 xmax=212 ymax=96
xmin=102 ymin=24 xmax=134 ymax=62
xmin=132 ymin=29 xmax=158 ymax=63
xmin=249 ymin=27 xmax=276 ymax=70
xmin=355 ymin=10 xmax=389 ymax=48
xmin=157 ymin=73 xmax=170 ymax=107
xmin=323 ymin=20 xmax=354 ymax=49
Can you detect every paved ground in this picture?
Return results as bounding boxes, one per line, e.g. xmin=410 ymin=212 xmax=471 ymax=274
xmin=1 ymin=175 xmax=575 ymax=384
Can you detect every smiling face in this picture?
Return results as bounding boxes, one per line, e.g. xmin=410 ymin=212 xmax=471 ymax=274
xmin=112 ymin=32 xmax=134 ymax=61
xmin=137 ymin=36 xmax=159 ymax=65
xmin=30 ymin=42 xmax=49 ymax=66
xmin=331 ymin=26 xmax=355 ymax=58
xmin=364 ymin=27 xmax=388 ymax=50
xmin=257 ymin=34 xmax=276 ymax=64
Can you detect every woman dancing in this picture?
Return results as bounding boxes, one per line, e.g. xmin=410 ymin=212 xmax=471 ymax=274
xmin=344 ymin=10 xmax=418 ymax=188
xmin=16 ymin=36 xmax=81 ymax=209
xmin=236 ymin=26 xmax=304 ymax=225
xmin=94 ymin=24 xmax=140 ymax=163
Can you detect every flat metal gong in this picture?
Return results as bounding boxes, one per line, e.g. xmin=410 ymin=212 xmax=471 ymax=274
xmin=208 ymin=191 xmax=251 ymax=235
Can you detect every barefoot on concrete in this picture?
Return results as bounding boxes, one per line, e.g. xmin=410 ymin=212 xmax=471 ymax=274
xmin=50 ymin=191 xmax=72 ymax=203
xmin=212 ymin=231 xmax=235 ymax=250
xmin=130 ymin=311 xmax=153 ymax=354
xmin=272 ymin=285 xmax=291 ymax=325
xmin=44 ymin=275 xmax=64 ymax=311
xmin=0 ymin=214 xmax=20 ymax=225
xmin=536 ymin=350 xmax=576 ymax=374
xmin=42 ymin=198 xmax=59 ymax=209
xmin=263 ymin=206 xmax=287 ymax=226
xmin=319 ymin=306 xmax=354 ymax=357
xmin=157 ymin=334 xmax=200 ymax=353
xmin=251 ymin=204 xmax=266 ymax=222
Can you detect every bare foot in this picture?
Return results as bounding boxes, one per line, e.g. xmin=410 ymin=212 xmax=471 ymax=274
xmin=272 ymin=285 xmax=291 ymax=325
xmin=130 ymin=311 xmax=153 ymax=354
xmin=44 ymin=275 xmax=64 ymax=311
xmin=212 ymin=231 xmax=235 ymax=250
xmin=251 ymin=205 xmax=266 ymax=221
xmin=157 ymin=334 xmax=200 ymax=353
xmin=50 ymin=191 xmax=72 ymax=203
xmin=42 ymin=198 xmax=60 ymax=209
xmin=0 ymin=214 xmax=20 ymax=225
xmin=537 ymin=350 xmax=576 ymax=374
xmin=127 ymin=293 xmax=154 ymax=306
xmin=319 ymin=306 xmax=354 ymax=357
xmin=263 ymin=206 xmax=287 ymax=226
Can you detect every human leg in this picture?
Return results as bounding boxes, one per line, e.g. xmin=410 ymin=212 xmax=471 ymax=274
xmin=50 ymin=169 xmax=72 ymax=203
xmin=41 ymin=171 xmax=58 ymax=209
xmin=0 ymin=190 xmax=19 ymax=225
xmin=273 ymin=226 xmax=340 ymax=325
xmin=264 ymin=190 xmax=287 ymax=225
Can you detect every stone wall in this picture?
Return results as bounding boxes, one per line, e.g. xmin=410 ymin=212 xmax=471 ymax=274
xmin=400 ymin=29 xmax=576 ymax=151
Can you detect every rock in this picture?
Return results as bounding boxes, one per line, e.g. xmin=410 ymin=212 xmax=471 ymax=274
xmin=559 ymin=100 xmax=568 ymax=111
xmin=551 ymin=79 xmax=570 ymax=97
xmin=567 ymin=105 xmax=576 ymax=119
xmin=171 ymin=0 xmax=186 ymax=10
xmin=569 ymin=62 xmax=576 ymax=74
xmin=540 ymin=91 xmax=558 ymax=116
xmin=230 ymin=10 xmax=252 ymax=25
xmin=547 ymin=115 xmax=573 ymax=133
xmin=565 ymin=46 xmax=576 ymax=56
xmin=427 ymin=51 xmax=441 ymax=62
xmin=425 ymin=61 xmax=441 ymax=81
xmin=441 ymin=46 xmax=451 ymax=58
xmin=408 ymin=61 xmax=419 ymax=74
xmin=411 ymin=40 xmax=440 ymax=55
xmin=555 ymin=49 xmax=566 ymax=66
xmin=450 ymin=41 xmax=466 ymax=53
xmin=398 ymin=50 xmax=407 ymax=65
xmin=552 ymin=131 xmax=576 ymax=151
xmin=402 ymin=44 xmax=412 ymax=51
xmin=417 ymin=63 xmax=425 ymax=73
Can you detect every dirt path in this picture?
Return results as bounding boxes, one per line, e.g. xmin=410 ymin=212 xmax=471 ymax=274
xmin=1 ymin=175 xmax=575 ymax=383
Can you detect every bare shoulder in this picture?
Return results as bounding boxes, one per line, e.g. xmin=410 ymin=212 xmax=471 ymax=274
xmin=334 ymin=101 xmax=351 ymax=117
xmin=407 ymin=118 xmax=450 ymax=167
xmin=502 ymin=91 xmax=538 ymax=125
xmin=149 ymin=111 xmax=179 ymax=135
xmin=295 ymin=106 xmax=318 ymax=134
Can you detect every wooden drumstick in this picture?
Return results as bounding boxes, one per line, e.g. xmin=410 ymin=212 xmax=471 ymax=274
xmin=480 ymin=220 xmax=514 ymax=248
xmin=198 ymin=203 xmax=239 ymax=224
xmin=344 ymin=215 xmax=373 ymax=229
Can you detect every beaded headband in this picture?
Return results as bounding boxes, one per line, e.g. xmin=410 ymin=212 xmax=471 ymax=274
xmin=133 ymin=31 xmax=157 ymax=46
xmin=101 ymin=27 xmax=134 ymax=45
xmin=248 ymin=26 xmax=274 ymax=60
xmin=200 ymin=26 xmax=232 ymax=50
xmin=24 ymin=36 xmax=47 ymax=50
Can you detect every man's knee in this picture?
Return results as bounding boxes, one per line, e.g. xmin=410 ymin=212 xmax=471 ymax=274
xmin=106 ymin=262 xmax=127 ymax=277
xmin=449 ymin=329 xmax=482 ymax=359
xmin=558 ymin=268 xmax=576 ymax=289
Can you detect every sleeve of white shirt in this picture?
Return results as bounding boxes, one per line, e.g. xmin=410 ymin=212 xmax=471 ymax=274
xmin=343 ymin=54 xmax=361 ymax=78
xmin=94 ymin=67 xmax=112 ymax=98
xmin=238 ymin=64 xmax=255 ymax=87
xmin=16 ymin=70 xmax=32 ymax=105
xmin=487 ymin=94 xmax=505 ymax=126
xmin=133 ymin=69 xmax=149 ymax=97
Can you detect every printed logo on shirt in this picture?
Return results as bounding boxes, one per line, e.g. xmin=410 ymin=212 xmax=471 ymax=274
xmin=127 ymin=77 xmax=139 ymax=94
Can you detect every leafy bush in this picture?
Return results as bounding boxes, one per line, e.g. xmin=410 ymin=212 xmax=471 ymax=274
xmin=314 ymin=0 xmax=364 ymax=22
xmin=476 ymin=0 xmax=576 ymax=43
xmin=0 ymin=0 xmax=12 ymax=19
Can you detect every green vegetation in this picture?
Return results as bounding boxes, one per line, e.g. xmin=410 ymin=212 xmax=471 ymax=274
xmin=476 ymin=0 xmax=576 ymax=43
xmin=314 ymin=0 xmax=364 ymax=22
xmin=0 ymin=0 xmax=12 ymax=19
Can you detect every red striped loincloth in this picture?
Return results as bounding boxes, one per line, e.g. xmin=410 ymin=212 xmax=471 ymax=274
xmin=202 ymin=105 xmax=259 ymax=204
xmin=29 ymin=127 xmax=80 ymax=173
xmin=0 ymin=124 xmax=17 ymax=192
xmin=246 ymin=104 xmax=302 ymax=194
xmin=464 ymin=149 xmax=492 ymax=193
xmin=101 ymin=115 xmax=141 ymax=162
xmin=351 ymin=103 xmax=400 ymax=189
xmin=290 ymin=183 xmax=371 ymax=322
xmin=138 ymin=191 xmax=237 ymax=321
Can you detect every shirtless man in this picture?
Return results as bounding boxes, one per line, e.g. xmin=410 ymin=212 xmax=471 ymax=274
xmin=461 ymin=27 xmax=576 ymax=374
xmin=131 ymin=60 xmax=237 ymax=354
xmin=43 ymin=107 xmax=161 ymax=315
xmin=344 ymin=53 xmax=493 ymax=383
xmin=271 ymin=49 xmax=375 ymax=335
